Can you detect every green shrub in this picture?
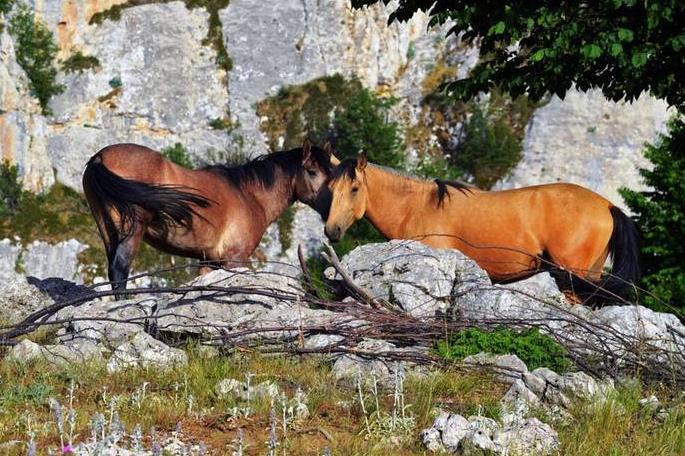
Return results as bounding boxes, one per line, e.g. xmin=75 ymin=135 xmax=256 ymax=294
xmin=8 ymin=5 xmax=63 ymax=113
xmin=0 ymin=161 xmax=24 ymax=218
xmin=620 ymin=117 xmax=685 ymax=312
xmin=161 ymin=143 xmax=194 ymax=169
xmin=61 ymin=51 xmax=100 ymax=73
xmin=436 ymin=327 xmax=572 ymax=373
xmin=452 ymin=101 xmax=521 ymax=189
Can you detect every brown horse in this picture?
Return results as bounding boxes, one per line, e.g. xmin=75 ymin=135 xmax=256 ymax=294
xmin=82 ymin=140 xmax=335 ymax=297
xmin=324 ymin=155 xmax=640 ymax=297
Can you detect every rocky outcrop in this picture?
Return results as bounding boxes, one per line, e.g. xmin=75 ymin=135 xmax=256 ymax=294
xmin=498 ymin=89 xmax=672 ymax=208
xmin=421 ymin=409 xmax=559 ymax=455
xmin=0 ymin=28 xmax=53 ymax=191
xmin=46 ymin=2 xmax=232 ymax=190
xmin=0 ymin=238 xmax=89 ymax=283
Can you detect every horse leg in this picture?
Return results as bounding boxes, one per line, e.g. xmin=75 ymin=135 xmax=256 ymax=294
xmin=108 ymin=223 xmax=146 ymax=300
xmin=548 ymin=243 xmax=609 ymax=304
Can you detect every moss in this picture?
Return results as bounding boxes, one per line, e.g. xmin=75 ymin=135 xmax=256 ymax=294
xmin=61 ymin=51 xmax=101 ymax=73
xmin=161 ymin=142 xmax=194 ymax=168
xmin=209 ymin=116 xmax=233 ymax=130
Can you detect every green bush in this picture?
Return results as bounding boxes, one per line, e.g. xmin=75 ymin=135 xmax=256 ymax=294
xmin=436 ymin=327 xmax=572 ymax=373
xmin=8 ymin=5 xmax=63 ymax=113
xmin=620 ymin=118 xmax=685 ymax=312
xmin=61 ymin=51 xmax=100 ymax=73
xmin=161 ymin=143 xmax=194 ymax=169
xmin=0 ymin=161 xmax=24 ymax=218
xmin=333 ymin=88 xmax=405 ymax=168
xmin=452 ymin=101 xmax=522 ymax=189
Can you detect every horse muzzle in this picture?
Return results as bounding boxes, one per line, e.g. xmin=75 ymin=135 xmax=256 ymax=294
xmin=324 ymin=224 xmax=342 ymax=242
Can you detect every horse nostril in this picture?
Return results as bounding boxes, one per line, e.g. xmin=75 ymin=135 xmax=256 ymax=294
xmin=325 ymin=225 xmax=341 ymax=241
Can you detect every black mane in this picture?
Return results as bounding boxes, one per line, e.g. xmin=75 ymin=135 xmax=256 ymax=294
xmin=329 ymin=157 xmax=358 ymax=182
xmin=435 ymin=179 xmax=474 ymax=207
xmin=329 ymin=158 xmax=473 ymax=207
xmin=204 ymin=147 xmax=332 ymax=188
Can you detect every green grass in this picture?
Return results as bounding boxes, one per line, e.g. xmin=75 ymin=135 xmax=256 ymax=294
xmin=436 ymin=327 xmax=573 ymax=373
xmin=0 ymin=347 xmax=503 ymax=455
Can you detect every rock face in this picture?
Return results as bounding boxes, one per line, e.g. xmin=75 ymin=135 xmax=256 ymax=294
xmin=0 ymin=28 xmax=53 ymax=192
xmin=0 ymin=238 xmax=89 ymax=283
xmin=46 ymin=2 xmax=232 ymax=190
xmin=498 ymin=89 xmax=672 ymax=208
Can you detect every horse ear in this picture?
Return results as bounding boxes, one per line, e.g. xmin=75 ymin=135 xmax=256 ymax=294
xmin=356 ymin=152 xmax=368 ymax=172
xmin=324 ymin=141 xmax=341 ymax=166
xmin=302 ymin=138 xmax=312 ymax=162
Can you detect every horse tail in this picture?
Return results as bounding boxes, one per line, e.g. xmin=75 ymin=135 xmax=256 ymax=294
xmin=603 ymin=205 xmax=641 ymax=294
xmin=82 ymin=153 xmax=212 ymax=239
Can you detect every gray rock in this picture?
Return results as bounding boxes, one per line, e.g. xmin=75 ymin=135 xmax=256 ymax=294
xmin=0 ymin=276 xmax=54 ymax=324
xmin=331 ymin=338 xmax=396 ymax=382
xmin=493 ymin=418 xmax=559 ymax=456
xmin=498 ymin=88 xmax=671 ymax=210
xmin=0 ymin=239 xmax=22 ymax=282
xmin=7 ymin=338 xmax=102 ymax=367
xmin=0 ymin=29 xmax=53 ymax=192
xmin=46 ymin=2 xmax=232 ymax=191
xmin=53 ymin=296 xmax=152 ymax=346
xmin=422 ymin=411 xmax=557 ymax=456
xmin=463 ymin=353 xmax=528 ymax=384
xmin=22 ymin=239 xmax=88 ymax=282
xmin=106 ymin=332 xmax=187 ymax=373
xmin=337 ymin=240 xmax=486 ymax=318
xmin=441 ymin=414 xmax=471 ymax=451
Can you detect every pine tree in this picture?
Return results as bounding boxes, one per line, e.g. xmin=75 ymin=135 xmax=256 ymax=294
xmin=620 ymin=118 xmax=685 ymax=311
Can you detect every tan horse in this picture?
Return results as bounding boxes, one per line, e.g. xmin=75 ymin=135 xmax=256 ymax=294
xmin=83 ymin=140 xmax=335 ymax=298
xmin=324 ymin=155 xmax=640 ymax=296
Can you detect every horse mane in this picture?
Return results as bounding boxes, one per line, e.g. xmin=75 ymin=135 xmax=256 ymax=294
xmin=204 ymin=146 xmax=332 ymax=188
xmin=434 ymin=179 xmax=474 ymax=207
xmin=330 ymin=157 xmax=474 ymax=207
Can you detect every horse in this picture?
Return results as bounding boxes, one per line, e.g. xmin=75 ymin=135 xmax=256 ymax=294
xmin=323 ymin=154 xmax=640 ymax=300
xmin=82 ymin=140 xmax=335 ymax=298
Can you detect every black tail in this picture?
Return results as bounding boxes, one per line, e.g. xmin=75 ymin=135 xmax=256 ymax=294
xmin=549 ymin=206 xmax=640 ymax=305
xmin=604 ymin=205 xmax=641 ymax=293
xmin=82 ymin=153 xmax=212 ymax=240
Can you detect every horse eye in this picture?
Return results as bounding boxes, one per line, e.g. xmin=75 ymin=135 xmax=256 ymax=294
xmin=351 ymin=187 xmax=359 ymax=193
xmin=307 ymin=169 xmax=317 ymax=177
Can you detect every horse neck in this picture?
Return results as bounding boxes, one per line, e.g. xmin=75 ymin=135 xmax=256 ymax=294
xmin=243 ymin=171 xmax=295 ymax=228
xmin=363 ymin=166 xmax=437 ymax=239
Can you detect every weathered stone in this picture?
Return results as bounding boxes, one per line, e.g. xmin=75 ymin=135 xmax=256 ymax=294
xmin=7 ymin=338 xmax=103 ymax=366
xmin=106 ymin=332 xmax=187 ymax=373
xmin=441 ymin=414 xmax=471 ymax=451
xmin=45 ymin=2 xmax=232 ymax=191
xmin=0 ymin=29 xmax=53 ymax=192
xmin=463 ymin=353 xmax=528 ymax=384
xmin=498 ymin=88 xmax=671 ymax=209
xmin=22 ymin=239 xmax=88 ymax=282
xmin=0 ymin=276 xmax=54 ymax=324
xmin=493 ymin=418 xmax=559 ymax=456
xmin=0 ymin=239 xmax=22 ymax=282
xmin=337 ymin=240 xmax=485 ymax=318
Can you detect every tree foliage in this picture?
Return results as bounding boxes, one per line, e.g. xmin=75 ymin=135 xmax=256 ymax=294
xmin=620 ymin=118 xmax=685 ymax=311
xmin=352 ymin=0 xmax=685 ymax=110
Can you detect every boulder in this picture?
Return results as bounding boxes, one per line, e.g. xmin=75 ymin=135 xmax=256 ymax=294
xmin=334 ymin=240 xmax=486 ymax=318
xmin=106 ymin=332 xmax=187 ymax=373
xmin=7 ymin=338 xmax=103 ymax=367
xmin=421 ymin=410 xmax=559 ymax=455
xmin=462 ymin=353 xmax=528 ymax=384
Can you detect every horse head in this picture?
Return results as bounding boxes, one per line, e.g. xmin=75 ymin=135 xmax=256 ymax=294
xmin=324 ymin=153 xmax=368 ymax=241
